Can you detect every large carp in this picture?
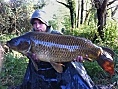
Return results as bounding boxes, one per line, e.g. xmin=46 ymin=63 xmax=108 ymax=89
xmin=6 ymin=32 xmax=114 ymax=75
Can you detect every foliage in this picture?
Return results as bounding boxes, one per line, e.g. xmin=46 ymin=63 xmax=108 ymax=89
xmin=103 ymin=21 xmax=118 ymax=47
xmin=0 ymin=0 xmax=34 ymax=35
xmin=0 ymin=0 xmax=50 ymax=35
xmin=0 ymin=52 xmax=28 ymax=88
xmin=33 ymin=0 xmax=48 ymax=9
xmin=48 ymin=19 xmax=58 ymax=30
xmin=61 ymin=15 xmax=71 ymax=30
xmin=63 ymin=22 xmax=97 ymax=41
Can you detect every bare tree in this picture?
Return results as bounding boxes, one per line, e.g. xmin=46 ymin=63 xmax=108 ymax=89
xmin=107 ymin=0 xmax=118 ymax=19
xmin=56 ymin=0 xmax=76 ymax=29
xmin=111 ymin=5 xmax=118 ymax=17
xmin=92 ymin=0 xmax=118 ymax=42
xmin=92 ymin=0 xmax=108 ymax=42
xmin=80 ymin=0 xmax=84 ymax=24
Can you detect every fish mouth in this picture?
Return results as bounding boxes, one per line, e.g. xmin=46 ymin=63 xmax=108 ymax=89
xmin=6 ymin=40 xmax=19 ymax=52
xmin=6 ymin=41 xmax=13 ymax=49
xmin=6 ymin=41 xmax=12 ymax=49
xmin=6 ymin=41 xmax=10 ymax=47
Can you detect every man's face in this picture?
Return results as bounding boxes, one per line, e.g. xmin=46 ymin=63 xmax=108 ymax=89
xmin=32 ymin=19 xmax=47 ymax=32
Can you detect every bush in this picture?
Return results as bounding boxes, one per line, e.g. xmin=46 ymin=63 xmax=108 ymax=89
xmin=0 ymin=52 xmax=28 ymax=88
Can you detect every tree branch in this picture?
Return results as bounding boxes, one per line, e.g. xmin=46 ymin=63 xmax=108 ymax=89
xmin=101 ymin=0 xmax=108 ymax=13
xmin=56 ymin=0 xmax=69 ymax=8
xmin=107 ymin=0 xmax=118 ymax=6
xmin=112 ymin=5 xmax=118 ymax=17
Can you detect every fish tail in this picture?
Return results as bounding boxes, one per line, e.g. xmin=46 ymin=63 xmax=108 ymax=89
xmin=97 ymin=50 xmax=115 ymax=76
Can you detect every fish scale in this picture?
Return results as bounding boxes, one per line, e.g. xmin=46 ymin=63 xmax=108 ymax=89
xmin=6 ymin=32 xmax=114 ymax=75
xmin=28 ymin=32 xmax=102 ymax=62
xmin=8 ymin=32 xmax=102 ymax=61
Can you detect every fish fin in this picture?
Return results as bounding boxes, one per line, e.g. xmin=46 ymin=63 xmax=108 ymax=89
xmin=31 ymin=59 xmax=38 ymax=71
xmin=50 ymin=62 xmax=63 ymax=73
xmin=26 ymin=53 xmax=39 ymax=71
xmin=101 ymin=46 xmax=115 ymax=58
xmin=97 ymin=51 xmax=114 ymax=76
xmin=85 ymin=58 xmax=93 ymax=61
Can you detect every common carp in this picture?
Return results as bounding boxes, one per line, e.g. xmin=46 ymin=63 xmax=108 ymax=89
xmin=6 ymin=32 xmax=115 ymax=75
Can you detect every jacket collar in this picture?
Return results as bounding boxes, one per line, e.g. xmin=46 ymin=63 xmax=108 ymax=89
xmin=46 ymin=26 xmax=53 ymax=33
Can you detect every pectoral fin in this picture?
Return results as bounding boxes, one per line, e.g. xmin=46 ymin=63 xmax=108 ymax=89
xmin=50 ymin=62 xmax=64 ymax=73
xmin=31 ymin=59 xmax=38 ymax=71
xmin=26 ymin=53 xmax=38 ymax=71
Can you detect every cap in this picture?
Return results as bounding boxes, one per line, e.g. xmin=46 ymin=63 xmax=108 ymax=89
xmin=30 ymin=9 xmax=49 ymax=26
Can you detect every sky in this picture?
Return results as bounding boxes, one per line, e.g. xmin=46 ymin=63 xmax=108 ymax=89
xmin=42 ymin=0 xmax=69 ymax=20
xmin=110 ymin=1 xmax=118 ymax=20
xmin=42 ymin=0 xmax=60 ymax=20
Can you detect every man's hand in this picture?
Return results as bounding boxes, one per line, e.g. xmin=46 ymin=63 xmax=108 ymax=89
xmin=27 ymin=53 xmax=39 ymax=61
xmin=74 ymin=55 xmax=88 ymax=62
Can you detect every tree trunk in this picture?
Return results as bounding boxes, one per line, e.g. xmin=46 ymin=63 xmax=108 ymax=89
xmin=80 ymin=0 xmax=84 ymax=24
xmin=69 ymin=1 xmax=75 ymax=28
xmin=92 ymin=0 xmax=108 ymax=42
xmin=56 ymin=0 xmax=76 ymax=29
xmin=76 ymin=0 xmax=81 ymax=28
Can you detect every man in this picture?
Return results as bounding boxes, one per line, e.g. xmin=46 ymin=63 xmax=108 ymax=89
xmin=13 ymin=9 xmax=98 ymax=89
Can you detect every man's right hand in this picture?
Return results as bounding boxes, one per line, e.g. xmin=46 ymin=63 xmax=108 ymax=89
xmin=74 ymin=55 xmax=89 ymax=62
xmin=27 ymin=53 xmax=39 ymax=62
